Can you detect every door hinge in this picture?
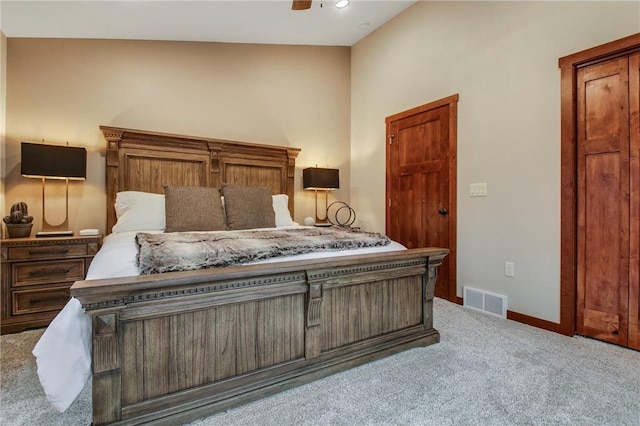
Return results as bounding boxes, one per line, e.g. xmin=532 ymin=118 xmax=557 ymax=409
xmin=388 ymin=134 xmax=395 ymax=145
xmin=388 ymin=198 xmax=392 ymax=208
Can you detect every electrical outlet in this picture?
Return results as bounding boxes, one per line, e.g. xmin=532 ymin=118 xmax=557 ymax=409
xmin=505 ymin=262 xmax=515 ymax=277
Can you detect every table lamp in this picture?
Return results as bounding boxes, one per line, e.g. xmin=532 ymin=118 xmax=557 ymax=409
xmin=303 ymin=167 xmax=339 ymax=226
xmin=21 ymin=142 xmax=87 ymax=237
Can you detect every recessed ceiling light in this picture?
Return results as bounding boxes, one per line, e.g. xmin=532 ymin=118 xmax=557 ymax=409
xmin=336 ymin=0 xmax=350 ymax=9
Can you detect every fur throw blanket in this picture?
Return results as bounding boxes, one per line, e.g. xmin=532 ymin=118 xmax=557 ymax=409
xmin=136 ymin=226 xmax=391 ymax=275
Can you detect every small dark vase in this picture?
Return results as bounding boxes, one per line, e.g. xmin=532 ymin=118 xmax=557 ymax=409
xmin=5 ymin=223 xmax=33 ymax=239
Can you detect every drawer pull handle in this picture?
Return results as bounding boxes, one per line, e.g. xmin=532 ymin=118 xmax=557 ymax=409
xmin=28 ymin=249 xmax=70 ymax=256
xmin=29 ymin=296 xmax=69 ymax=305
xmin=29 ymin=268 xmax=71 ymax=277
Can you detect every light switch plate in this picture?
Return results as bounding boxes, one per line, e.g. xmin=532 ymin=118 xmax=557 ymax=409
xmin=470 ymin=183 xmax=488 ymax=197
xmin=505 ymin=262 xmax=515 ymax=277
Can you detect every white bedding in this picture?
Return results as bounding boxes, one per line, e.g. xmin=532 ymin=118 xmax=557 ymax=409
xmin=32 ymin=227 xmax=405 ymax=412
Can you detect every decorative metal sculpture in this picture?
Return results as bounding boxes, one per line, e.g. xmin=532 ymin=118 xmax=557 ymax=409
xmin=326 ymin=201 xmax=356 ymax=227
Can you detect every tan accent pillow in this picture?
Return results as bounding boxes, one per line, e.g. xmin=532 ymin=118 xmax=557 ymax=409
xmin=163 ymin=186 xmax=226 ymax=232
xmin=222 ymin=185 xmax=276 ymax=230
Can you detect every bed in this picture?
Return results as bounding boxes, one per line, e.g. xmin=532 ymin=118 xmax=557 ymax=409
xmin=53 ymin=126 xmax=448 ymax=425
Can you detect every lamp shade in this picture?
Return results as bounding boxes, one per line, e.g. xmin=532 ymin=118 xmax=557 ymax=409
xmin=303 ymin=167 xmax=339 ymax=190
xmin=21 ymin=142 xmax=87 ymax=180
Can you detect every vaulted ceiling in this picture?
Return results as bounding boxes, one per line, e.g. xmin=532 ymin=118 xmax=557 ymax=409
xmin=1 ymin=1 xmax=416 ymax=46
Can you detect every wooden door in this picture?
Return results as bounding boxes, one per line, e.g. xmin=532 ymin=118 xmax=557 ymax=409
xmin=629 ymin=53 xmax=640 ymax=350
xmin=576 ymin=57 xmax=630 ymax=346
xmin=386 ymin=95 xmax=458 ymax=301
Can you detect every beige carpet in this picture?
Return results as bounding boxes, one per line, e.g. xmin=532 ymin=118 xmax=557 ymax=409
xmin=2 ymin=298 xmax=639 ymax=425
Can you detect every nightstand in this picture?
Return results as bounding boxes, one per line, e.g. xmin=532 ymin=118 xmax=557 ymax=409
xmin=0 ymin=235 xmax=101 ymax=334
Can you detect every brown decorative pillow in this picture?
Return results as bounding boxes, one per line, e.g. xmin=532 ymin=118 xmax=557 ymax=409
xmin=163 ymin=186 xmax=226 ymax=232
xmin=222 ymin=184 xmax=276 ymax=230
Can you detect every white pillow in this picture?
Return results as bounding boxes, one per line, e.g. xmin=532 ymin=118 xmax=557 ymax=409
xmin=272 ymin=194 xmax=297 ymax=227
xmin=112 ymin=191 xmax=165 ymax=233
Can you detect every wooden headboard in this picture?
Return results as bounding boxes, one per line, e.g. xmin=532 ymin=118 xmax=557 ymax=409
xmin=100 ymin=126 xmax=300 ymax=233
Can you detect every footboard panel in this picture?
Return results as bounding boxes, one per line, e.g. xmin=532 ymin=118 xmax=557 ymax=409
xmin=321 ymin=277 xmax=423 ymax=351
xmin=72 ymin=248 xmax=448 ymax=425
xmin=121 ymin=294 xmax=306 ymax=405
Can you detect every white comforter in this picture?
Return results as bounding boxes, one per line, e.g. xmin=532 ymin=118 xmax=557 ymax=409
xmin=32 ymin=228 xmax=405 ymax=412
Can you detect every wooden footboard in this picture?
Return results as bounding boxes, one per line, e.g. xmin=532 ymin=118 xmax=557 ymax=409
xmin=71 ymin=248 xmax=448 ymax=425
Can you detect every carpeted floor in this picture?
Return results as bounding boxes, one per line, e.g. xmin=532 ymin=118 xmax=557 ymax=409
xmin=1 ymin=298 xmax=639 ymax=425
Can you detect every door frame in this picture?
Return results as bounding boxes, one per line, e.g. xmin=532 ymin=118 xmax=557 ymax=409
xmin=558 ymin=33 xmax=640 ymax=337
xmin=385 ymin=94 xmax=459 ymax=303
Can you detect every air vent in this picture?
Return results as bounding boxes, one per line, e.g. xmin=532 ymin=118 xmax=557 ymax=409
xmin=463 ymin=286 xmax=507 ymax=318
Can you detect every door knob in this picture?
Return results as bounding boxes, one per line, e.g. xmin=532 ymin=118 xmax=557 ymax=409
xmin=439 ymin=208 xmax=448 ymax=216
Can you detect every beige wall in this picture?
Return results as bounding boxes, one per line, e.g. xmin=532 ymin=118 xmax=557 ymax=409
xmin=351 ymin=1 xmax=640 ymax=322
xmin=4 ymin=39 xmax=351 ymax=234
xmin=1 ymin=31 xmax=6 ymax=227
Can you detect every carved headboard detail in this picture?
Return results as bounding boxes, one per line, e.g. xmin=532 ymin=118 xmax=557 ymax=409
xmin=100 ymin=126 xmax=300 ymax=234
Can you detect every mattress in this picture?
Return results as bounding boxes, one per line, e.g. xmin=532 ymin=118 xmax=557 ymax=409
xmin=32 ymin=227 xmax=406 ymax=412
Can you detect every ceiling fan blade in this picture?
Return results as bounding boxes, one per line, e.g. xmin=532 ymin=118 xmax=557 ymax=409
xmin=292 ymin=0 xmax=312 ymax=10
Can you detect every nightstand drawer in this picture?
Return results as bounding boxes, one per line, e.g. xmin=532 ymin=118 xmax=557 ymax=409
xmin=1 ymin=235 xmax=101 ymax=334
xmin=12 ymin=285 xmax=71 ymax=315
xmin=7 ymin=243 xmax=88 ymax=261
xmin=12 ymin=259 xmax=85 ymax=287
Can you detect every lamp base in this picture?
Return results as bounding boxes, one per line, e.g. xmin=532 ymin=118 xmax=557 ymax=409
xmin=36 ymin=230 xmax=74 ymax=238
xmin=38 ymin=177 xmax=74 ymax=239
xmin=314 ymin=222 xmax=332 ymax=228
